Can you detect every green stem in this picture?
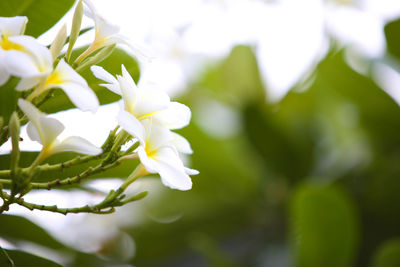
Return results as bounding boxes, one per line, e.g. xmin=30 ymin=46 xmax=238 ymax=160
xmin=0 ymin=190 xmax=114 ymax=215
xmin=0 ymin=153 xmax=105 ymax=179
xmin=30 ymin=158 xmax=122 ymax=190
xmin=0 ymin=246 xmax=14 ymax=267
xmin=96 ymin=164 xmax=146 ymax=209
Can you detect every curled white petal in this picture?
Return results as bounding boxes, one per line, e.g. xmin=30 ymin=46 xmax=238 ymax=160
xmin=49 ymin=136 xmax=102 ymax=155
xmin=3 ymin=50 xmax=45 ymax=78
xmin=184 ymin=167 xmax=199 ymax=176
xmin=3 ymin=35 xmax=52 ymax=78
xmin=137 ymin=146 xmax=159 ymax=173
xmin=58 ymin=82 xmax=99 ymax=113
xmin=155 ymin=147 xmax=192 ymax=190
xmin=171 ymin=132 xmax=193 ymax=154
xmin=117 ymin=110 xmax=145 ymax=145
xmin=83 ymin=0 xmax=120 ymax=44
xmin=153 ymin=102 xmax=191 ymax=130
xmin=16 ymin=76 xmax=42 ymax=91
xmin=90 ymin=65 xmax=120 ymax=94
xmin=18 ymin=99 xmax=64 ymax=147
xmin=0 ymin=16 xmax=28 ymax=36
xmin=118 ymin=65 xmax=138 ymax=113
xmin=26 ymin=122 xmax=41 ymax=143
xmin=158 ymin=162 xmax=192 ymax=191
xmin=142 ymin=119 xmax=173 ymax=151
xmin=45 ymin=59 xmax=99 ymax=112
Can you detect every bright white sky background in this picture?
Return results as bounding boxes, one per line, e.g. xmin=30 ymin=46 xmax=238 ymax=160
xmin=2 ymin=0 xmax=400 ymax=262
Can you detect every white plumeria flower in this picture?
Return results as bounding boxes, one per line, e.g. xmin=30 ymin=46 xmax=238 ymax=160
xmin=0 ymin=16 xmax=53 ymax=86
xmin=91 ymin=64 xmax=170 ymax=118
xmin=119 ymin=116 xmax=197 ymax=190
xmin=76 ymin=0 xmax=148 ymax=64
xmin=18 ymin=99 xmax=102 ymax=161
xmin=18 ymin=59 xmax=99 ymax=112
xmin=91 ymin=64 xmax=191 ymax=129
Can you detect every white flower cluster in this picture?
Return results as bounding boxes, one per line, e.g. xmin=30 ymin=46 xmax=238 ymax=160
xmin=0 ymin=0 xmax=197 ymax=191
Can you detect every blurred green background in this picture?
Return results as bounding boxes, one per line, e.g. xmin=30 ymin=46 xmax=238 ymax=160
xmin=1 ymin=1 xmax=400 ymax=267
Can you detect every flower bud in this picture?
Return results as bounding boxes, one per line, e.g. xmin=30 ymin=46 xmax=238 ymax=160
xmin=9 ymin=112 xmax=20 ymax=175
xmin=66 ymin=0 xmax=83 ymax=62
xmin=50 ymin=24 xmax=67 ymax=61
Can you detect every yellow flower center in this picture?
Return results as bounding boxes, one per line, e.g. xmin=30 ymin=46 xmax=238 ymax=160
xmin=145 ymin=141 xmax=156 ymax=159
xmin=45 ymin=70 xmax=63 ymax=86
xmin=0 ymin=35 xmax=24 ymax=51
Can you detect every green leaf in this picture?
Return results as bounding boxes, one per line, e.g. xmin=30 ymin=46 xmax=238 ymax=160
xmin=0 ymin=0 xmax=75 ymax=38
xmin=276 ymin=49 xmax=400 ymax=180
xmin=194 ymin=45 xmax=265 ymax=107
xmin=0 ymin=215 xmax=69 ymax=250
xmin=1 ymin=249 xmax=62 ymax=267
xmin=371 ymin=239 xmax=400 ymax=267
xmin=384 ymin=18 xmax=400 ymax=61
xmin=243 ymin=103 xmax=315 ymax=182
xmin=0 ymin=78 xmax=19 ymax=126
xmin=290 ymin=184 xmax=359 ymax=267
xmin=41 ymin=47 xmax=140 ymax=114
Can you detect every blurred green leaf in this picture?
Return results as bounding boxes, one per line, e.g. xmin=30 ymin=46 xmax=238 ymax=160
xmin=0 ymin=215 xmax=69 ymax=250
xmin=371 ymin=239 xmax=400 ymax=267
xmin=276 ymin=49 xmax=400 ymax=180
xmin=290 ymin=184 xmax=359 ymax=267
xmin=0 ymin=0 xmax=75 ymax=38
xmin=41 ymin=47 xmax=139 ymax=114
xmin=243 ymin=103 xmax=315 ymax=182
xmin=384 ymin=18 xmax=400 ymax=61
xmin=1 ymin=249 xmax=62 ymax=267
xmin=0 ymin=78 xmax=19 ymax=126
xmin=195 ymin=45 xmax=265 ymax=107
xmin=190 ymin=233 xmax=238 ymax=267
xmin=130 ymin=122 xmax=263 ymax=265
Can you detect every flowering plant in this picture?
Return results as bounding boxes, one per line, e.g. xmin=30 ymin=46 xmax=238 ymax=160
xmin=0 ymin=0 xmax=198 ymax=217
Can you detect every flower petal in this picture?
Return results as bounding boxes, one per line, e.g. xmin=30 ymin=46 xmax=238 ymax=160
xmin=171 ymin=132 xmax=193 ymax=154
xmin=4 ymin=36 xmax=52 ymax=77
xmin=137 ymin=146 xmax=158 ymax=173
xmin=117 ymin=110 xmax=145 ymax=145
xmin=90 ymin=65 xmax=120 ymax=94
xmin=16 ymin=76 xmax=41 ymax=91
xmin=108 ymin=34 xmax=153 ymax=63
xmin=157 ymin=159 xmax=192 ymax=190
xmin=26 ymin=122 xmax=41 ymax=144
xmin=18 ymin=99 xmax=64 ymax=147
xmin=49 ymin=136 xmax=102 ymax=155
xmin=83 ymin=0 xmax=119 ymax=42
xmin=184 ymin=167 xmax=199 ymax=175
xmin=133 ymin=100 xmax=168 ymax=119
xmin=3 ymin=50 xmax=44 ymax=78
xmin=53 ymin=58 xmax=86 ymax=85
xmin=18 ymin=99 xmax=42 ymax=128
xmin=143 ymin=119 xmax=173 ymax=151
xmin=0 ymin=63 xmax=10 ymax=86
xmin=154 ymin=102 xmax=191 ymax=130
xmin=0 ymin=16 xmax=28 ymax=36
xmin=94 ymin=16 xmax=120 ymax=42
xmin=118 ymin=64 xmax=138 ymax=112
xmin=57 ymin=82 xmax=99 ymax=113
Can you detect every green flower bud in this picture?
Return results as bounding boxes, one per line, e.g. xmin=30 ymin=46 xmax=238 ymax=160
xmin=9 ymin=112 xmax=20 ymax=176
xmin=66 ymin=0 xmax=84 ymax=62
xmin=50 ymin=24 xmax=67 ymax=61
